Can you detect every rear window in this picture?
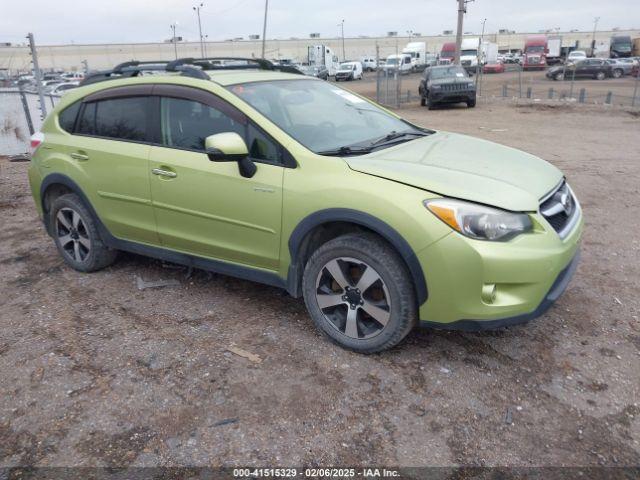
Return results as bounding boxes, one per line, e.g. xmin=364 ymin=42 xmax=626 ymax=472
xmin=58 ymin=101 xmax=81 ymax=133
xmin=77 ymin=97 xmax=151 ymax=142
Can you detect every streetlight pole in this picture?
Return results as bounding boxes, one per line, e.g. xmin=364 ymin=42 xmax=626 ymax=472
xmin=193 ymin=3 xmax=204 ymax=58
xmin=339 ymin=19 xmax=345 ymax=61
xmin=591 ymin=16 xmax=600 ymax=57
xmin=261 ymin=0 xmax=269 ymax=59
xmin=170 ymin=23 xmax=178 ymax=59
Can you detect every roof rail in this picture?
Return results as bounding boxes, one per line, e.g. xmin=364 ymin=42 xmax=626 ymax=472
xmin=79 ymin=56 xmax=302 ymax=87
xmin=180 ymin=57 xmax=304 ymax=75
xmin=80 ymin=61 xmax=208 ymax=86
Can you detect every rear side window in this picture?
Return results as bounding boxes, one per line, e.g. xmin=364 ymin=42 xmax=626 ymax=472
xmin=77 ymin=97 xmax=151 ymax=142
xmin=58 ymin=101 xmax=81 ymax=133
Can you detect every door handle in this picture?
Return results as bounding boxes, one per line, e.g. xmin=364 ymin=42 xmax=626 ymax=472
xmin=152 ymin=168 xmax=177 ymax=178
xmin=70 ymin=152 xmax=89 ymax=161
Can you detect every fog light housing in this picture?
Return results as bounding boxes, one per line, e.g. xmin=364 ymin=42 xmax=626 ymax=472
xmin=482 ymin=284 xmax=497 ymax=304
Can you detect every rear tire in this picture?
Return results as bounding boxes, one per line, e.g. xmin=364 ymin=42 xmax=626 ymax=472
xmin=302 ymin=233 xmax=417 ymax=353
xmin=595 ymin=71 xmax=606 ymax=80
xmin=612 ymin=69 xmax=623 ymax=79
xmin=50 ymin=193 xmax=118 ymax=273
xmin=420 ymin=96 xmax=426 ymax=107
xmin=554 ymin=73 xmax=564 ymax=81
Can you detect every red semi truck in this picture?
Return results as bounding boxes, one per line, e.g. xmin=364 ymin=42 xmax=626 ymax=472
xmin=523 ymin=35 xmax=548 ymax=70
xmin=439 ymin=42 xmax=456 ymax=64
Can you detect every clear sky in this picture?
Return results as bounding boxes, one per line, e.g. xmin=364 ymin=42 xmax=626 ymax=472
xmin=2 ymin=0 xmax=638 ymax=45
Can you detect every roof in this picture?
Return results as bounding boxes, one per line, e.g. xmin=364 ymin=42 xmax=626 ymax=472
xmin=205 ymin=69 xmax=310 ymax=86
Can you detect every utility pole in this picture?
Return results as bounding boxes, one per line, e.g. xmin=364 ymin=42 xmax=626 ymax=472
xmin=477 ymin=18 xmax=487 ymax=92
xmin=26 ymin=32 xmax=47 ymax=118
xmin=81 ymin=59 xmax=89 ymax=75
xmin=170 ymin=23 xmax=178 ymax=59
xmin=339 ymin=19 xmax=346 ymax=61
xmin=261 ymin=0 xmax=269 ymax=59
xmin=454 ymin=0 xmax=473 ymax=64
xmin=193 ymin=3 xmax=204 ymax=58
xmin=591 ymin=16 xmax=600 ymax=57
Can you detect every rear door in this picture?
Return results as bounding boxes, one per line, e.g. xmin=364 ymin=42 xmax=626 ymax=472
xmin=71 ymin=86 xmax=158 ymax=245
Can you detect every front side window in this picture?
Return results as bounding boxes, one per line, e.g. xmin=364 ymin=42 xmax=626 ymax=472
xmin=77 ymin=97 xmax=151 ymax=142
xmin=160 ymin=96 xmax=282 ymax=164
xmin=160 ymin=97 xmax=245 ymax=151
xmin=228 ymin=79 xmax=424 ymax=154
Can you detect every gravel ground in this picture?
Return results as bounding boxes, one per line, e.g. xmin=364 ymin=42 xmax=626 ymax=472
xmin=1 ymin=102 xmax=639 ymax=469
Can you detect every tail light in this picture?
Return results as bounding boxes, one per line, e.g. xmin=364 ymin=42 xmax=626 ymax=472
xmin=30 ymin=132 xmax=45 ymax=155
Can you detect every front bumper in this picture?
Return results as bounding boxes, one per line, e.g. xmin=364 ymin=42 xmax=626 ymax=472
xmin=416 ymin=210 xmax=583 ymax=330
xmin=421 ymin=249 xmax=580 ymax=331
xmin=430 ymin=90 xmax=476 ymax=104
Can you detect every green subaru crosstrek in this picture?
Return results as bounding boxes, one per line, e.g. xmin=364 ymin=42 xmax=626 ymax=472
xmin=28 ymin=58 xmax=583 ymax=353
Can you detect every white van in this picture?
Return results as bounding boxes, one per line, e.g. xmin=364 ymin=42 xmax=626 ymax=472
xmin=383 ymin=54 xmax=413 ymax=74
xmin=360 ymin=57 xmax=377 ymax=72
xmin=335 ymin=61 xmax=363 ymax=81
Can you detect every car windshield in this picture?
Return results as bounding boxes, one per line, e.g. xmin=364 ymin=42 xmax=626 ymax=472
xmin=526 ymin=46 xmax=545 ymax=53
xmin=386 ymin=58 xmax=398 ymax=65
xmin=228 ymin=79 xmax=427 ymax=154
xmin=340 ymin=63 xmax=355 ymax=70
xmin=461 ymin=49 xmax=477 ymax=56
xmin=429 ymin=66 xmax=468 ymax=79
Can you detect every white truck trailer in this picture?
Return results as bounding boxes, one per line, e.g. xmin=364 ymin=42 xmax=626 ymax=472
xmin=401 ymin=41 xmax=428 ymax=71
xmin=308 ymin=45 xmax=340 ymax=76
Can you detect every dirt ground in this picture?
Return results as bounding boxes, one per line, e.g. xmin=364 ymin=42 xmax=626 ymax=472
xmin=1 ymin=101 xmax=639 ymax=470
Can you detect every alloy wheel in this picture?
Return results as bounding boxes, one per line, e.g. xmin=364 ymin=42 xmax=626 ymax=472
xmin=56 ymin=208 xmax=91 ymax=263
xmin=315 ymin=257 xmax=391 ymax=339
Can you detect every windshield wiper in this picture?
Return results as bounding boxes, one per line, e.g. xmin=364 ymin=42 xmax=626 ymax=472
xmin=317 ymin=145 xmax=374 ymax=156
xmin=368 ymin=130 xmax=430 ymax=148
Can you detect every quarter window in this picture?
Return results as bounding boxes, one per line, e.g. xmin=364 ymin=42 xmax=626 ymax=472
xmin=58 ymin=101 xmax=81 ymax=133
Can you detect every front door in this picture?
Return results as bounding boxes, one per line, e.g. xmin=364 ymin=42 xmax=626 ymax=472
xmin=148 ymin=90 xmax=285 ymax=271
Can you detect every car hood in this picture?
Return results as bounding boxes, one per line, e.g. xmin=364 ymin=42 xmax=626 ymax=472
xmin=344 ymin=131 xmax=563 ymax=211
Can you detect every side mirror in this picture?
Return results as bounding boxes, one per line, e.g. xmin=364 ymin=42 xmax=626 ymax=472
xmin=205 ymin=132 xmax=256 ymax=178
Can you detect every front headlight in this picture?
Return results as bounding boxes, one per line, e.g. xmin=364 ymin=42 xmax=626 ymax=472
xmin=424 ymin=198 xmax=532 ymax=241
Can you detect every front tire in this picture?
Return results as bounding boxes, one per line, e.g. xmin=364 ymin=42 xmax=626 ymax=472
xmin=302 ymin=233 xmax=417 ymax=353
xmin=467 ymin=99 xmax=476 ymax=108
xmin=554 ymin=73 xmax=564 ymax=81
xmin=50 ymin=193 xmax=118 ymax=272
xmin=612 ymin=69 xmax=623 ymax=79
xmin=595 ymin=71 xmax=606 ymax=80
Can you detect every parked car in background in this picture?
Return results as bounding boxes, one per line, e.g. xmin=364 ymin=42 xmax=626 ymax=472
xmin=546 ymin=59 xmax=612 ymax=80
xmin=335 ymin=62 xmax=363 ymax=81
xmin=62 ymin=72 xmax=85 ymax=81
xmin=360 ymin=57 xmax=377 ymax=72
xmin=567 ymin=50 xmax=587 ymax=62
xmin=419 ymin=65 xmax=476 ymax=109
xmin=606 ymin=58 xmax=635 ymax=77
xmin=299 ymin=64 xmax=329 ymax=80
xmin=483 ymin=62 xmax=505 ymax=74
xmin=48 ymin=81 xmax=80 ymax=95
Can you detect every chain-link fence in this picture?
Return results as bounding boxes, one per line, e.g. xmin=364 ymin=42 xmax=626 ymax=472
xmin=477 ymin=64 xmax=640 ymax=107
xmin=373 ymin=62 xmax=640 ymax=109
xmin=0 ymin=89 xmax=61 ymax=155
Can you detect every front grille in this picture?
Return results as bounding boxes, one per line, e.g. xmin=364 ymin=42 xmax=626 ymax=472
xmin=440 ymin=83 xmax=468 ymax=92
xmin=539 ymin=181 xmax=580 ymax=239
xmin=461 ymin=60 xmax=471 ymax=66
